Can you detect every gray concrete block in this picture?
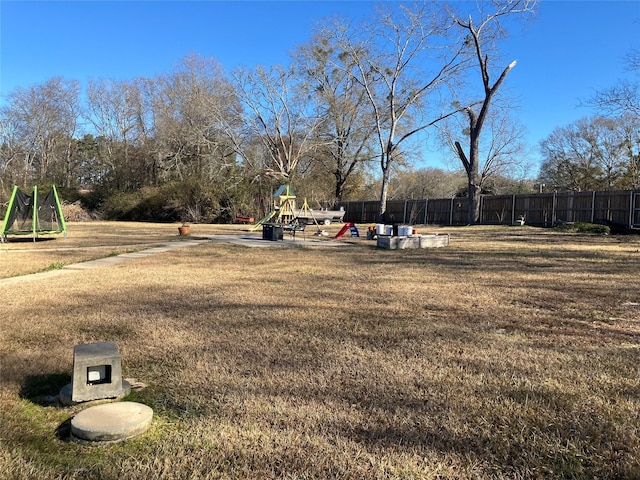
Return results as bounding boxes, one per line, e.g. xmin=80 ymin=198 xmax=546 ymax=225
xmin=377 ymin=234 xmax=450 ymax=250
xmin=71 ymin=342 xmax=125 ymax=403
xmin=419 ymin=233 xmax=450 ymax=248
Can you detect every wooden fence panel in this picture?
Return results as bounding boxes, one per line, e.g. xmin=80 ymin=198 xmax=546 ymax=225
xmin=517 ymin=194 xmax=555 ymax=226
xmin=451 ymin=198 xmax=469 ymax=225
xmin=338 ymin=190 xmax=639 ymax=227
xmin=481 ymin=195 xmax=513 ymax=225
xmin=427 ymin=199 xmax=454 ymax=225
xmin=406 ymin=200 xmax=427 ymax=225
xmin=364 ymin=202 xmax=379 ymax=223
xmin=347 ymin=202 xmax=364 ymax=223
xmin=594 ymin=191 xmax=632 ymax=225
xmin=383 ymin=200 xmax=406 ymax=223
xmin=555 ymin=192 xmax=594 ymax=224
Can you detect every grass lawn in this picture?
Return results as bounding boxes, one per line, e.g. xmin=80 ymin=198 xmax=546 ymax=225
xmin=1 ymin=222 xmax=639 ymax=479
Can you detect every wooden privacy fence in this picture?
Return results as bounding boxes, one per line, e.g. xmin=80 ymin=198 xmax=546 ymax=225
xmin=338 ymin=190 xmax=640 ymax=228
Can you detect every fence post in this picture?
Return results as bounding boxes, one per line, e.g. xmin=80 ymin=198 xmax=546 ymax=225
xmin=511 ymin=194 xmax=516 ymax=225
xmin=424 ymin=198 xmax=428 ymax=225
xmin=591 ymin=191 xmax=596 ymax=223
xmin=450 ymin=197 xmax=454 ymax=225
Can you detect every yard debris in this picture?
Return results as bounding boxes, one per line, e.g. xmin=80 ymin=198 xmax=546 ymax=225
xmin=62 ymin=200 xmax=97 ymax=222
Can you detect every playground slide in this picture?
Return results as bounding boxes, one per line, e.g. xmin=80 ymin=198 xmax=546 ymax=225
xmin=249 ymin=211 xmax=276 ymax=231
xmin=333 ymin=222 xmax=355 ymax=239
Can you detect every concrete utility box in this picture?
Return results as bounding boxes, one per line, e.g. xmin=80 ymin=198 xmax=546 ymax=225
xmin=377 ymin=233 xmax=450 ymax=250
xmin=71 ymin=342 xmax=126 ymax=403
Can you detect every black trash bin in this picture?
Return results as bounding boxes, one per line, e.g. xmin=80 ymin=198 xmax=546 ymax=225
xmin=262 ymin=223 xmax=283 ymax=241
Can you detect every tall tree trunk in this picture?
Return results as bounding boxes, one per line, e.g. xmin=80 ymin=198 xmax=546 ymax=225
xmin=468 ymin=176 xmax=481 ymax=225
xmin=334 ymin=170 xmax=346 ymax=207
xmin=378 ymin=156 xmax=391 ymax=222
xmin=467 ymin=133 xmax=481 ymax=224
xmin=456 ymin=129 xmax=482 ymax=225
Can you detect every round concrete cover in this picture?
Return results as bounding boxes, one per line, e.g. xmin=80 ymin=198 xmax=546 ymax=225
xmin=71 ymin=401 xmax=153 ymax=443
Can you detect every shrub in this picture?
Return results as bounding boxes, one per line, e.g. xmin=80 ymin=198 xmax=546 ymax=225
xmin=555 ymin=222 xmax=610 ymax=235
xmin=163 ymin=179 xmax=221 ymax=223
xmin=98 ymin=180 xmax=229 ymax=223
xmin=100 ymin=190 xmax=142 ymax=221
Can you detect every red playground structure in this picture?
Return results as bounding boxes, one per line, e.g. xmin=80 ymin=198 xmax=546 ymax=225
xmin=334 ymin=223 xmax=360 ymax=239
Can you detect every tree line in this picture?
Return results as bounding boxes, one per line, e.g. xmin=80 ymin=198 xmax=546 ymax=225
xmin=1 ymin=1 xmax=637 ymax=224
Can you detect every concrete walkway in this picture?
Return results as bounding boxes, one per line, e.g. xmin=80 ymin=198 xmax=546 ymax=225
xmin=0 ymin=234 xmax=354 ymax=285
xmin=207 ymin=232 xmax=351 ymax=248
xmin=63 ymin=240 xmax=207 ymax=270
xmin=0 ymin=240 xmax=206 ymax=286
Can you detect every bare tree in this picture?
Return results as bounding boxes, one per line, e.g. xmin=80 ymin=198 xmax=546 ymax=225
xmin=439 ymin=107 xmax=529 ymax=193
xmin=618 ymin=113 xmax=640 ymax=189
xmin=589 ymin=79 xmax=640 ymax=119
xmin=295 ymin=30 xmax=378 ymax=205
xmin=389 ymin=166 xmax=465 ymax=199
xmin=0 ymin=115 xmax=21 ymax=197
xmin=86 ymin=77 xmax=153 ymax=189
xmin=231 ymin=64 xmax=324 ymax=181
xmin=539 ymin=115 xmax=640 ymax=191
xmin=586 ymin=43 xmax=640 ymax=118
xmin=150 ymin=54 xmax=238 ymax=183
xmin=331 ymin=2 xmax=468 ymax=220
xmin=449 ymin=0 xmax=538 ymax=224
xmin=581 ymin=30 xmax=639 ymax=190
xmin=2 ymin=77 xmax=81 ymax=187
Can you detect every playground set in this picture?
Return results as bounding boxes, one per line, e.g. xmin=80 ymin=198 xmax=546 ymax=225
xmin=247 ymin=185 xmax=356 ymax=240
xmin=240 ymin=184 xmax=449 ymax=247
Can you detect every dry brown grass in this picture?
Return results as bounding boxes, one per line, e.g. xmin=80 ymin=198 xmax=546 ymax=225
xmin=1 ymin=223 xmax=639 ymax=479
xmin=0 ymin=221 xmax=250 ymax=279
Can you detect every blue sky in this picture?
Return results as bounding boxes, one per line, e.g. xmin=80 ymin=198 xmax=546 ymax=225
xmin=1 ymin=1 xmax=639 ymax=171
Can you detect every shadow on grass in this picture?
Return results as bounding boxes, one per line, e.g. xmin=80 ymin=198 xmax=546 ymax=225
xmin=2 ymin=236 xmax=57 ymax=243
xmin=19 ymin=373 xmax=71 ymax=406
xmin=55 ymin=417 xmax=73 ymax=442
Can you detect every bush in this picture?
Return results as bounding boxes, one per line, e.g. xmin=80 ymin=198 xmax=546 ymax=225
xmin=100 ymin=190 xmax=144 ymax=221
xmin=555 ymin=222 xmax=610 ymax=235
xmin=162 ymin=179 xmax=222 ymax=223
xmin=99 ymin=180 xmax=228 ymax=223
